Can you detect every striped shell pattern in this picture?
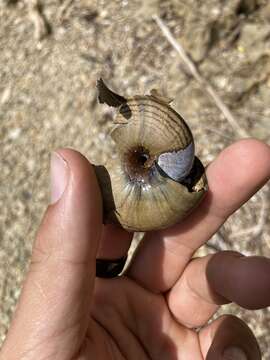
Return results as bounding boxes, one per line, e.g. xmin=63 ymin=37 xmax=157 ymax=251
xmin=94 ymin=79 xmax=207 ymax=231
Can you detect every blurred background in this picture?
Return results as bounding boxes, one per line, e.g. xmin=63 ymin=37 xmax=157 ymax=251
xmin=0 ymin=0 xmax=269 ymax=357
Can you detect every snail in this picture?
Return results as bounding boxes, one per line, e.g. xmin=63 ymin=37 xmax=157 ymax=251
xmin=94 ymin=79 xmax=208 ymax=232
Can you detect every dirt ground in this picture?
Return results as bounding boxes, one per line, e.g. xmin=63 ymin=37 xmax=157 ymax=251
xmin=0 ymin=0 xmax=270 ymax=357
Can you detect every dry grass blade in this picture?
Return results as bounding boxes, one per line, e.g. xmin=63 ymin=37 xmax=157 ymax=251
xmin=153 ymin=15 xmax=249 ymax=139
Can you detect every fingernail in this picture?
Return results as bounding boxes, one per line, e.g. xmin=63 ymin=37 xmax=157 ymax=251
xmin=223 ymin=346 xmax=247 ymax=360
xmin=50 ymin=152 xmax=69 ymax=204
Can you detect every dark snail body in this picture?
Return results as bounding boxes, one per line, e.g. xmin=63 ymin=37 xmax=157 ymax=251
xmin=95 ymin=79 xmax=207 ymax=231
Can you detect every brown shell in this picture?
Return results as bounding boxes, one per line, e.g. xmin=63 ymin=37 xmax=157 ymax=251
xmin=94 ymin=79 xmax=207 ymax=232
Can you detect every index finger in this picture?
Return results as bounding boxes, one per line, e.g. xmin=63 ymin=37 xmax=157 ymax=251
xmin=128 ymin=139 xmax=270 ymax=292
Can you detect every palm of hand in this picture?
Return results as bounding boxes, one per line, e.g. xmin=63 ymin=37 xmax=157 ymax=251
xmin=83 ymin=270 xmax=259 ymax=360
xmin=89 ymin=277 xmax=200 ymax=359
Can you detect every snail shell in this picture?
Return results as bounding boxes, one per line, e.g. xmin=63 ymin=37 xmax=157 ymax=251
xmin=94 ymin=79 xmax=207 ymax=232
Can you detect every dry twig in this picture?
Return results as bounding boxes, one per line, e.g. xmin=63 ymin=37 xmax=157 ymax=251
xmin=27 ymin=0 xmax=49 ymax=40
xmin=153 ymin=15 xmax=269 ymax=246
xmin=153 ymin=15 xmax=249 ymax=139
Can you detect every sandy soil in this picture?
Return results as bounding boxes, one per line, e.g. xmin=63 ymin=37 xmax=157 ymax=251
xmin=0 ymin=0 xmax=270 ymax=357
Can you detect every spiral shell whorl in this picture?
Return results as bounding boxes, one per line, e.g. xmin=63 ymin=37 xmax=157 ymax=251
xmin=95 ymin=79 xmax=207 ymax=231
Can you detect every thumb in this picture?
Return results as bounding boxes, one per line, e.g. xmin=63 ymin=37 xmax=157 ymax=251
xmin=2 ymin=149 xmax=102 ymax=359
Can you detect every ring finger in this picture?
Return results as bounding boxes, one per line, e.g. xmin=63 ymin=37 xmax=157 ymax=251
xmin=167 ymin=251 xmax=270 ymax=329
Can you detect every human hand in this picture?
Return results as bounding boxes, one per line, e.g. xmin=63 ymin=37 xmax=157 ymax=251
xmin=1 ymin=139 xmax=270 ymax=360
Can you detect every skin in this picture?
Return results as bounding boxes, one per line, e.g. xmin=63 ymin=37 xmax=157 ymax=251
xmin=1 ymin=139 xmax=270 ymax=360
